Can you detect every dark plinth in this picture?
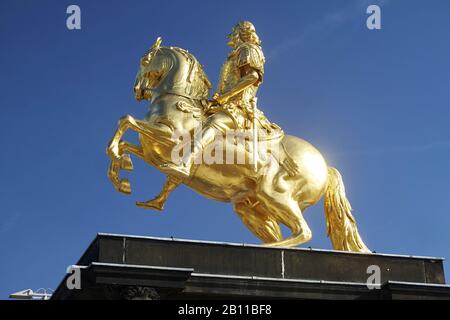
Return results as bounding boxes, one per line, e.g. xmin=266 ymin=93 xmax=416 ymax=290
xmin=52 ymin=233 xmax=450 ymax=300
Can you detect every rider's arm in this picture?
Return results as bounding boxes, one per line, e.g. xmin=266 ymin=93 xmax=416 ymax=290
xmin=214 ymin=65 xmax=259 ymax=104
xmin=214 ymin=44 xmax=263 ymax=105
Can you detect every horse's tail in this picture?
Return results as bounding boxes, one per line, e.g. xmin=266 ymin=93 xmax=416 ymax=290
xmin=324 ymin=167 xmax=370 ymax=253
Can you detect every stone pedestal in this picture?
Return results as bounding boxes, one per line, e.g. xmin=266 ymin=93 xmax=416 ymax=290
xmin=52 ymin=233 xmax=450 ymax=300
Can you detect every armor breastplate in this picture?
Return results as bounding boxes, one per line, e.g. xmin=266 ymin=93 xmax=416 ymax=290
xmin=216 ymin=44 xmax=263 ymax=105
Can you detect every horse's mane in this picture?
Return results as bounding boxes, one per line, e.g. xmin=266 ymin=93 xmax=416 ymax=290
xmin=164 ymin=46 xmax=212 ymax=99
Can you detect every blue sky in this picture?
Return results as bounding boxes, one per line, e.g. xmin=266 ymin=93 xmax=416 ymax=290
xmin=1 ymin=0 xmax=450 ymax=298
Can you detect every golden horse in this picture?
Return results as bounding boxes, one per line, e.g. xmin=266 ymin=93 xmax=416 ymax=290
xmin=106 ymin=38 xmax=370 ymax=252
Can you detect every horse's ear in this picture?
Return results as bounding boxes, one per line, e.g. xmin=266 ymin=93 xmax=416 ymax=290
xmin=152 ymin=37 xmax=162 ymax=51
xmin=142 ymin=37 xmax=162 ymax=66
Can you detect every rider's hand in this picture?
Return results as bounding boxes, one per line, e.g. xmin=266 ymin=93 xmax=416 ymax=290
xmin=213 ymin=93 xmax=228 ymax=105
xmin=205 ymin=100 xmax=215 ymax=112
xmin=211 ymin=93 xmax=220 ymax=104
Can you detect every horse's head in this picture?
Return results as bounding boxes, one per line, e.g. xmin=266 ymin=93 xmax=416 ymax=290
xmin=134 ymin=37 xmax=166 ymax=101
xmin=134 ymin=37 xmax=211 ymax=102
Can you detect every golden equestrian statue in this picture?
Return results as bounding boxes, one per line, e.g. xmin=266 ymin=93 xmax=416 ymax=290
xmin=106 ymin=21 xmax=370 ymax=252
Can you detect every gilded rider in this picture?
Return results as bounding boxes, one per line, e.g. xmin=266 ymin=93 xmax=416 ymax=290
xmin=165 ymin=21 xmax=276 ymax=177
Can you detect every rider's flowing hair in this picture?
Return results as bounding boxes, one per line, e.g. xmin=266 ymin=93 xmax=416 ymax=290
xmin=231 ymin=21 xmax=262 ymax=46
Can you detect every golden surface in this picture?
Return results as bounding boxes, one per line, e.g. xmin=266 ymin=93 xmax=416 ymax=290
xmin=106 ymin=22 xmax=369 ymax=252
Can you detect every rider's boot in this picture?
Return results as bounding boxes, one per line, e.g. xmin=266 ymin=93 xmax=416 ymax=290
xmin=161 ymin=126 xmax=217 ymax=178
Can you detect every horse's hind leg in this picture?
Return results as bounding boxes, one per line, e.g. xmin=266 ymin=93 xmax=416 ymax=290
xmin=233 ymin=201 xmax=282 ymax=243
xmin=262 ymin=199 xmax=312 ymax=247
xmin=255 ymin=161 xmax=312 ymax=247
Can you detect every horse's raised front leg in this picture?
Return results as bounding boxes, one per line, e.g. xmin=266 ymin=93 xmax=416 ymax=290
xmin=106 ymin=115 xmax=152 ymax=194
xmin=107 ymin=115 xmax=155 ymax=160
xmin=136 ymin=175 xmax=182 ymax=211
xmin=118 ymin=140 xmax=145 ymax=169
xmin=107 ymin=139 xmax=144 ymax=194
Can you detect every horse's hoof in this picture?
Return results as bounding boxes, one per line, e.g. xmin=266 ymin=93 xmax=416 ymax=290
xmin=106 ymin=143 xmax=116 ymax=157
xmin=136 ymin=200 xmax=164 ymax=211
xmin=120 ymin=154 xmax=134 ymax=171
xmin=118 ymin=179 xmax=131 ymax=194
